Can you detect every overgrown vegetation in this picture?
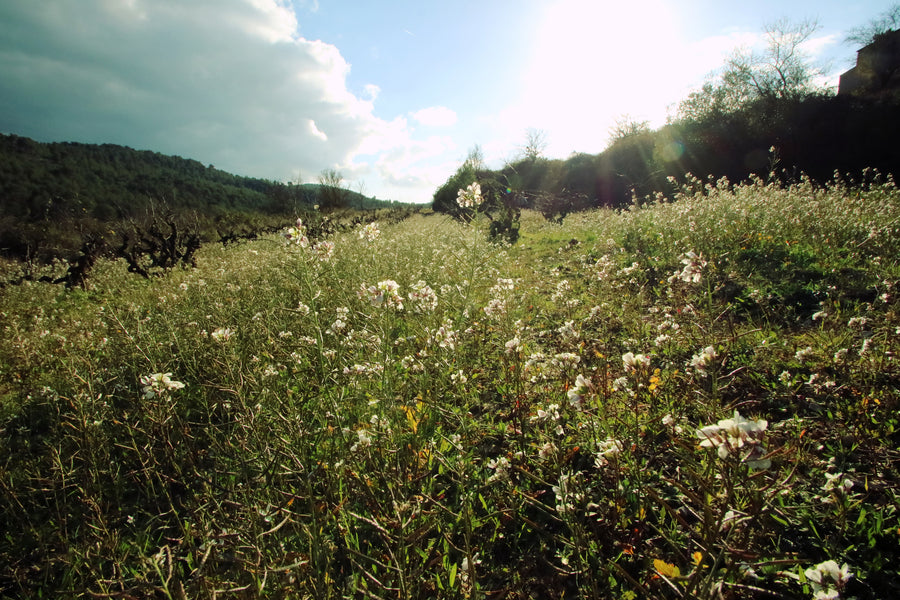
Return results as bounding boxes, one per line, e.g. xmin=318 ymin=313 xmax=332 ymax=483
xmin=2 ymin=171 xmax=898 ymax=598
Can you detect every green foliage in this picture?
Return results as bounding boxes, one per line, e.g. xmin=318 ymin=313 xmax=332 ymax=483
xmin=437 ymin=90 xmax=900 ymax=225
xmin=607 ymin=115 xmax=652 ymax=144
xmin=1 ymin=175 xmax=898 ymax=597
xmin=0 ymin=134 xmax=284 ymax=221
xmin=501 ymin=156 xmax=564 ymax=195
xmin=433 ymin=166 xmax=522 ymax=244
xmin=479 ymin=177 xmax=521 ymax=245
xmin=677 ymin=18 xmax=824 ymax=123
xmin=432 ymin=160 xmax=477 ymax=217
xmin=0 ymin=134 xmax=407 ymax=264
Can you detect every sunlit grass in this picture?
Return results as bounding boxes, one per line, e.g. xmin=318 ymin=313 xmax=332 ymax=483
xmin=1 ymin=174 xmax=898 ymax=598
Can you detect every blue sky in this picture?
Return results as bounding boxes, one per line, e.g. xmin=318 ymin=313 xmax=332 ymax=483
xmin=0 ymin=0 xmax=895 ymax=203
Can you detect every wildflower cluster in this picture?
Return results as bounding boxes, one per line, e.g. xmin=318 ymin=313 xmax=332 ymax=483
xmin=594 ymin=437 xmax=623 ymax=468
xmin=140 ymin=372 xmax=185 ymax=399
xmin=284 ymin=218 xmax=338 ymax=261
xmin=622 ymin=351 xmax=651 ymax=373
xmin=211 ymin=327 xmax=235 ymax=342
xmin=358 ymin=221 xmax=381 ymax=242
xmin=566 ymin=373 xmax=592 ymax=409
xmin=284 ymin=218 xmax=310 ymax=247
xmin=553 ymin=472 xmax=583 ymax=516
xmin=805 ymin=560 xmax=852 ymax=599
xmin=4 ymin=169 xmax=900 ymax=598
xmin=483 ymin=277 xmax=516 ymax=320
xmin=350 ymin=428 xmax=373 ymax=452
xmin=689 ymin=345 xmax=718 ymax=375
xmin=312 ymin=240 xmax=335 ymax=261
xmin=669 ymin=250 xmax=707 ymax=284
xmin=407 ymin=280 xmax=438 ymax=313
xmin=696 ymin=410 xmax=770 ymax=469
xmin=326 ymin=307 xmax=350 ymax=335
xmin=822 ymin=471 xmax=854 ymax=503
xmin=456 ymin=181 xmax=483 ymax=208
xmin=426 ymin=318 xmax=457 ymax=350
xmin=359 ymin=279 xmax=404 ymax=310
xmin=486 ymin=456 xmax=510 ymax=483
xmin=343 ymin=362 xmax=384 ymax=378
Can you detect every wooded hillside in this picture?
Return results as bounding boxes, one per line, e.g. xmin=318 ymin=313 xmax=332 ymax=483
xmin=0 ymin=134 xmax=402 ymax=262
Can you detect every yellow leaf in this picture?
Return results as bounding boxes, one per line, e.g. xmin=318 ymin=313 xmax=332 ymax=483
xmin=654 ymin=559 xmax=681 ymax=579
xmin=693 ymin=551 xmax=703 ymax=566
xmin=404 ymin=406 xmax=419 ymax=434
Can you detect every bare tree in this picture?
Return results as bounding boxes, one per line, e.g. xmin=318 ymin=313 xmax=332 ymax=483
xmin=317 ymin=168 xmax=347 ymax=211
xmin=608 ymin=115 xmax=651 ymax=144
xmin=675 ymin=18 xmax=825 ymax=121
xmin=726 ymin=18 xmax=823 ymax=101
xmin=355 ymin=179 xmax=368 ymax=209
xmin=520 ymin=128 xmax=548 ymax=162
xmin=464 ymin=144 xmax=485 ymax=171
xmin=846 ymin=4 xmax=900 ymax=46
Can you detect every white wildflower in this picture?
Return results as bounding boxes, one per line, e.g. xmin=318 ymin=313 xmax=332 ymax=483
xmin=456 ymin=181 xmax=483 ymax=208
xmin=407 ymin=280 xmax=438 ymax=313
xmin=794 ymin=346 xmax=814 ymax=363
xmin=689 ymin=345 xmax=718 ymax=374
xmin=358 ymin=221 xmax=380 ymax=242
xmin=539 ymin=441 xmax=557 ymax=460
xmin=211 ymin=327 xmax=235 ymax=342
xmin=486 ymin=456 xmax=510 ymax=483
xmin=140 ymin=372 xmax=186 ymax=399
xmin=847 ymin=317 xmax=867 ymax=329
xmin=696 ymin=410 xmax=770 ymax=469
xmin=594 ymin=438 xmax=623 ymax=467
xmin=622 ymin=351 xmax=650 ymax=372
xmin=359 ymin=280 xmax=404 ymax=310
xmin=312 ymin=240 xmax=335 ymax=261
xmin=566 ymin=374 xmax=591 ymax=409
xmin=804 ymin=560 xmax=852 ymax=599
xmin=670 ymin=250 xmax=707 ymax=284
xmin=350 ymin=428 xmax=372 ymax=452
xmin=505 ymin=336 xmax=521 ymax=355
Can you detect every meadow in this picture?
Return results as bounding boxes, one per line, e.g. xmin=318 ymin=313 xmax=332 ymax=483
xmin=1 ymin=171 xmax=898 ymax=599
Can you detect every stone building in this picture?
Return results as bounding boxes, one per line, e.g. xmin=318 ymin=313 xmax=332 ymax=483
xmin=838 ymin=29 xmax=900 ymax=97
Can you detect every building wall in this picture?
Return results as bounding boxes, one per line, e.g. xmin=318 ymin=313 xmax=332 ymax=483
xmin=838 ymin=29 xmax=900 ymax=97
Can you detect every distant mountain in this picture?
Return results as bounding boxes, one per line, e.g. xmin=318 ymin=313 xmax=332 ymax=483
xmin=0 ymin=133 xmax=314 ymax=221
xmin=0 ymin=133 xmax=403 ymax=262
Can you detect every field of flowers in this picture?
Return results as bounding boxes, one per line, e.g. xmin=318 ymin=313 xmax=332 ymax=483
xmin=1 ymin=172 xmax=899 ymax=598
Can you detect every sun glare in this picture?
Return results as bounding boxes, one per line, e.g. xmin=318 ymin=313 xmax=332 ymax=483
xmin=518 ymin=0 xmax=690 ymax=154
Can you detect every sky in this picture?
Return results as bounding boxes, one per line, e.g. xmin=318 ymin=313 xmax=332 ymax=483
xmin=0 ymin=0 xmax=895 ymax=203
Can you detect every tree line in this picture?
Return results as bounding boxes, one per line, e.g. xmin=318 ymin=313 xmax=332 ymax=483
xmin=433 ymin=12 xmax=900 ymax=225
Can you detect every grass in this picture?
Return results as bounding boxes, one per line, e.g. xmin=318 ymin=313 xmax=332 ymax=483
xmin=1 ymin=171 xmax=899 ymax=599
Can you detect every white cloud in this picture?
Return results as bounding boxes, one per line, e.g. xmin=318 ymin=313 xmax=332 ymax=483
xmin=241 ymin=0 xmax=299 ymax=42
xmin=0 ymin=0 xmax=444 ymax=202
xmin=411 ymin=106 xmax=458 ymax=127
xmin=800 ymin=33 xmax=840 ymax=59
xmin=363 ymin=84 xmax=381 ymax=101
xmin=308 ymin=119 xmax=328 ymax=141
